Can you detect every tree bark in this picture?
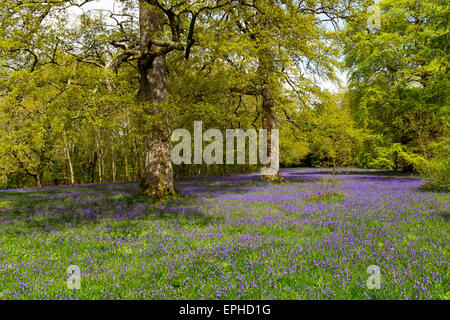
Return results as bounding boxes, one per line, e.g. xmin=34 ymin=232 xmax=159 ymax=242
xmin=63 ymin=133 xmax=75 ymax=185
xmin=67 ymin=150 xmax=75 ymax=185
xmin=124 ymin=154 xmax=129 ymax=181
xmin=95 ymin=133 xmax=104 ymax=183
xmin=258 ymin=55 xmax=283 ymax=182
xmin=36 ymin=172 xmax=43 ymax=188
xmin=112 ymin=148 xmax=116 ymax=182
xmin=137 ymin=2 xmax=175 ymax=199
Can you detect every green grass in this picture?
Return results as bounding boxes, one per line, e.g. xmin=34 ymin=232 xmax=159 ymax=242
xmin=0 ymin=171 xmax=448 ymax=300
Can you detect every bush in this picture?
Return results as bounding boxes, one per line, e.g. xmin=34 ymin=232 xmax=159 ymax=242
xmin=421 ymin=157 xmax=450 ymax=192
xmin=420 ymin=137 xmax=450 ymax=192
xmin=362 ymin=141 xmax=426 ymax=172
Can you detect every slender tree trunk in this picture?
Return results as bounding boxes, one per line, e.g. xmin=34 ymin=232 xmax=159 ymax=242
xmin=137 ymin=2 xmax=175 ymax=199
xmin=124 ymin=154 xmax=129 ymax=181
xmin=64 ymin=133 xmax=75 ymax=185
xmin=67 ymin=150 xmax=75 ymax=185
xmin=98 ymin=160 xmax=103 ymax=183
xmin=112 ymin=151 xmax=116 ymax=182
xmin=95 ymin=133 xmax=104 ymax=183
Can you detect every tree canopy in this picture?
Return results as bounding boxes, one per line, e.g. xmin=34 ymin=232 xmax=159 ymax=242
xmin=0 ymin=0 xmax=448 ymax=194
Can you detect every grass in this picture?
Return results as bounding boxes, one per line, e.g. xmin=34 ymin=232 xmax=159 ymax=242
xmin=0 ymin=169 xmax=448 ymax=300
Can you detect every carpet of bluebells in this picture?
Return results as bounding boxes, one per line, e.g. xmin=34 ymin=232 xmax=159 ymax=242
xmin=0 ymin=168 xmax=448 ymax=300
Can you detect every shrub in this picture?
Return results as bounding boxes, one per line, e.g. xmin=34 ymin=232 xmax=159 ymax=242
xmin=421 ymin=157 xmax=450 ymax=192
xmin=420 ymin=137 xmax=450 ymax=192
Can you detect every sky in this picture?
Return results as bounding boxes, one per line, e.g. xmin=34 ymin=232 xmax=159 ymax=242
xmin=68 ymin=0 xmax=117 ymax=15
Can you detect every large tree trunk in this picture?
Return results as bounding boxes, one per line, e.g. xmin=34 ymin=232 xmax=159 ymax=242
xmin=258 ymin=55 xmax=283 ymax=182
xmin=137 ymin=2 xmax=175 ymax=199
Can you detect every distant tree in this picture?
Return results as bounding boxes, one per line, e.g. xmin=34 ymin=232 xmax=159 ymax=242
xmin=309 ymin=94 xmax=360 ymax=171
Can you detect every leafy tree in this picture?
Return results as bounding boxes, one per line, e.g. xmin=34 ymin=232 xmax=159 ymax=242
xmin=205 ymin=0 xmax=369 ymax=181
xmin=344 ymin=0 xmax=449 ymax=171
xmin=309 ymin=93 xmax=360 ymax=171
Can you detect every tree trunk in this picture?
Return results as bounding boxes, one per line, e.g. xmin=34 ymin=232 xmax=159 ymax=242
xmin=64 ymin=133 xmax=75 ymax=185
xmin=36 ymin=172 xmax=43 ymax=188
xmin=95 ymin=133 xmax=104 ymax=183
xmin=258 ymin=55 xmax=283 ymax=183
xmin=112 ymin=152 xmax=116 ymax=182
xmin=137 ymin=2 xmax=175 ymax=199
xmin=124 ymin=154 xmax=129 ymax=181
xmin=98 ymin=160 xmax=103 ymax=183
xmin=67 ymin=150 xmax=75 ymax=185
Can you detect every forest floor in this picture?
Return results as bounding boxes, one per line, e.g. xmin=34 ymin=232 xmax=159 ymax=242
xmin=0 ymin=168 xmax=448 ymax=299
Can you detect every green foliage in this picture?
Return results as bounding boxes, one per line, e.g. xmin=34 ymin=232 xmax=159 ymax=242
xmin=309 ymin=94 xmax=361 ymax=169
xmin=421 ymin=157 xmax=450 ymax=192
xmin=420 ymin=135 xmax=450 ymax=192
xmin=344 ymin=0 xmax=449 ymax=174
xmin=0 ymin=0 xmax=448 ymax=188
xmin=279 ymin=133 xmax=310 ymax=167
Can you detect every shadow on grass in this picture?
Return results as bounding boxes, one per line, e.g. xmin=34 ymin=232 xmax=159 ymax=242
xmin=436 ymin=211 xmax=450 ymax=221
xmin=284 ymin=168 xmax=419 ymax=177
xmin=281 ymin=168 xmax=421 ymax=185
xmin=0 ymin=173 xmax=274 ymax=235
xmin=1 ymin=188 xmax=219 ymax=235
xmin=2 ymin=168 xmax=421 ymax=235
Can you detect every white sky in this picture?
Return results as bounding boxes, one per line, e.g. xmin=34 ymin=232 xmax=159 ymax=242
xmin=68 ymin=0 xmax=118 ymax=16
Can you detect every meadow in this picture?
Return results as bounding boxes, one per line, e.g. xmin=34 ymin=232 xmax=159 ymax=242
xmin=0 ymin=168 xmax=448 ymax=300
